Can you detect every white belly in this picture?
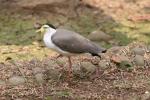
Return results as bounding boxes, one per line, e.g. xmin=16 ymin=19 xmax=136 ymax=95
xmin=43 ymin=33 xmax=73 ymax=56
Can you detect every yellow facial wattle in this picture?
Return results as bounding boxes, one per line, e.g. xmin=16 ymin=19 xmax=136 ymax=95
xmin=36 ymin=27 xmax=45 ymax=33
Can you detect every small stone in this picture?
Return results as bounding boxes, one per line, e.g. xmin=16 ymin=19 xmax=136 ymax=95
xmin=81 ymin=62 xmax=97 ymax=74
xmin=99 ymin=60 xmax=109 ymax=70
xmin=132 ymin=47 xmax=145 ymax=55
xmin=134 ymin=55 xmax=145 ymax=66
xmin=8 ymin=76 xmax=25 ymax=85
xmin=33 ymin=67 xmax=42 ymax=74
xmin=35 ymin=73 xmax=44 ymax=83
xmin=141 ymin=91 xmax=150 ymax=100
xmin=145 ymin=91 xmax=149 ymax=94
xmin=88 ymin=30 xmax=112 ymax=42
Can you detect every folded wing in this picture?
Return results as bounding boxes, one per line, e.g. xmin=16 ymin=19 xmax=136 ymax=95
xmin=51 ymin=29 xmax=106 ymax=55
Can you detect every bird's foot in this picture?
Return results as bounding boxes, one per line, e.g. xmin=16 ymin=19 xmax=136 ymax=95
xmin=90 ymin=67 xmax=103 ymax=80
xmin=67 ymin=70 xmax=73 ymax=81
xmin=81 ymin=57 xmax=99 ymax=65
xmin=91 ymin=56 xmax=100 ymax=65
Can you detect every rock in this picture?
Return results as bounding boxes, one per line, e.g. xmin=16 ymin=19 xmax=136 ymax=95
xmin=108 ymin=46 xmax=122 ymax=53
xmin=81 ymin=62 xmax=97 ymax=74
xmin=17 ymin=0 xmax=67 ymax=7
xmin=87 ymin=30 xmax=112 ymax=42
xmin=148 ymin=45 xmax=150 ymax=49
xmin=141 ymin=91 xmax=150 ymax=100
xmin=8 ymin=76 xmax=25 ymax=85
xmin=132 ymin=47 xmax=145 ymax=55
xmin=15 ymin=0 xmax=79 ymax=19
xmin=111 ymin=55 xmax=132 ymax=69
xmin=111 ymin=55 xmax=129 ymax=64
xmin=147 ymin=45 xmax=150 ymax=52
xmin=35 ymin=73 xmax=44 ymax=83
xmin=45 ymin=69 xmax=60 ymax=80
xmin=126 ymin=94 xmax=139 ymax=100
xmin=33 ymin=22 xmax=41 ymax=29
xmin=99 ymin=60 xmax=109 ymax=70
xmin=16 ymin=98 xmax=23 ymax=100
xmin=118 ymin=61 xmax=133 ymax=69
xmin=72 ymin=63 xmax=81 ymax=76
xmin=0 ymin=80 xmax=6 ymax=85
xmin=56 ymin=57 xmax=66 ymax=66
xmin=47 ymin=60 xmax=58 ymax=67
xmin=33 ymin=67 xmax=42 ymax=74
xmin=134 ymin=55 xmax=145 ymax=66
xmin=72 ymin=63 xmax=88 ymax=79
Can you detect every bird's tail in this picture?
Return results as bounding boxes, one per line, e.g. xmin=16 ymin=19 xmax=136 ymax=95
xmin=100 ymin=48 xmax=107 ymax=53
xmin=91 ymin=48 xmax=107 ymax=58
xmin=90 ymin=43 xmax=107 ymax=58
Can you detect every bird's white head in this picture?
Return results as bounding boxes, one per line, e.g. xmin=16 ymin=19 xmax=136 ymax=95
xmin=36 ymin=24 xmax=56 ymax=34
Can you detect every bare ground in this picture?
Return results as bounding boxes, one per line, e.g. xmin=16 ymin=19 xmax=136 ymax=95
xmin=0 ymin=43 xmax=149 ymax=100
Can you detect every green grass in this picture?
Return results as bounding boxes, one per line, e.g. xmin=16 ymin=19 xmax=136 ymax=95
xmin=0 ymin=12 xmax=149 ymax=62
xmin=115 ymin=20 xmax=150 ymax=43
xmin=0 ymin=15 xmax=36 ymax=45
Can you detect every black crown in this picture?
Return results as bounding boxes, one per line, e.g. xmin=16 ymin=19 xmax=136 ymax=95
xmin=45 ymin=23 xmax=56 ymax=29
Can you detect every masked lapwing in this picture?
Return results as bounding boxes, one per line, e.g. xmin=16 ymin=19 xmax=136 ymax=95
xmin=36 ymin=24 xmax=107 ymax=78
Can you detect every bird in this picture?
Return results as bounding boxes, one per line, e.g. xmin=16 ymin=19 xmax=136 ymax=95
xmin=36 ymin=24 xmax=107 ymax=79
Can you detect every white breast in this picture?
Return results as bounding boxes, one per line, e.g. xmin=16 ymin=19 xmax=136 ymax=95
xmin=43 ymin=30 xmax=72 ymax=56
xmin=43 ymin=33 xmax=55 ymax=49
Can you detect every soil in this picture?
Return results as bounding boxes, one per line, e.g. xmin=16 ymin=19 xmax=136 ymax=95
xmin=0 ymin=43 xmax=149 ymax=100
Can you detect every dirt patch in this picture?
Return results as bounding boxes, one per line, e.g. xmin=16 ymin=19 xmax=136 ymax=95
xmin=0 ymin=43 xmax=150 ymax=99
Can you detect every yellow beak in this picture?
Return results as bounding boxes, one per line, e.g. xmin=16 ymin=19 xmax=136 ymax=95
xmin=36 ymin=27 xmax=44 ymax=33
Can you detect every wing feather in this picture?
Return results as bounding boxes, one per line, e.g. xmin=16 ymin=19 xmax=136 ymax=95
xmin=51 ymin=29 xmax=104 ymax=54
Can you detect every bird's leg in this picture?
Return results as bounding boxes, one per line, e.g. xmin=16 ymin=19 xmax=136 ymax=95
xmin=91 ymin=57 xmax=102 ymax=79
xmin=56 ymin=54 xmax=63 ymax=59
xmin=68 ymin=56 xmax=73 ymax=79
xmin=49 ymin=54 xmax=63 ymax=60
